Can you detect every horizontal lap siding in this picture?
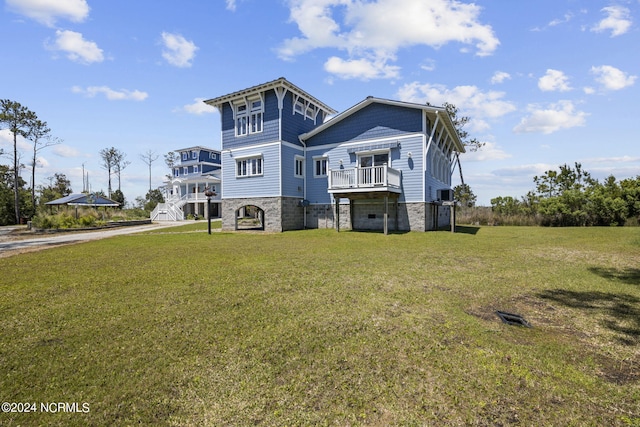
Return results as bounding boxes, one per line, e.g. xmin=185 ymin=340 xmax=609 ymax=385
xmin=221 ymin=91 xmax=280 ymax=151
xmin=305 ymin=103 xmax=422 ymax=147
xmin=222 ymin=144 xmax=281 ymax=198
xmin=281 ymin=144 xmax=305 ymax=198
xmin=305 ymin=147 xmax=332 ymax=204
xmin=281 ymin=92 xmax=323 ymax=145
xmin=395 ymin=136 xmax=423 ymax=202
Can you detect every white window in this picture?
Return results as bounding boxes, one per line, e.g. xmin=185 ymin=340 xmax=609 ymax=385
xmin=294 ymin=156 xmax=304 ymax=178
xmin=235 ymin=96 xmax=263 ymax=137
xmin=192 ymin=151 xmax=198 ymax=159
xmin=236 ymin=156 xmax=263 ymax=177
xmin=183 ymin=167 xmax=188 ymax=175
xmin=174 ymin=169 xmax=179 ymax=177
xmin=294 ymin=99 xmax=304 ymax=115
xmin=314 ymin=157 xmax=328 ymax=177
xmin=182 ymin=152 xmax=188 ymax=161
xmin=250 ymin=100 xmax=263 ymax=133
xmin=236 ymin=103 xmax=248 ymax=136
xmin=209 ymin=152 xmax=217 ymax=160
xmin=193 ymin=165 xmax=199 ymax=173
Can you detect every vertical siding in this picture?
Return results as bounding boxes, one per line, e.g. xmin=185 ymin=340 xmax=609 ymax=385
xmin=222 ymin=143 xmax=281 ymax=198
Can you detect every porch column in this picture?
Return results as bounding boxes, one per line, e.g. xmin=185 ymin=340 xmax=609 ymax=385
xmin=335 ymin=197 xmax=340 ymax=232
xmin=384 ymin=195 xmax=388 ymax=235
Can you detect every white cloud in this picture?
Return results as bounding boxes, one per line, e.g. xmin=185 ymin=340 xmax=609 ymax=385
xmin=591 ymin=6 xmax=632 ymax=37
xmin=72 ymin=86 xmax=148 ymax=101
xmin=538 ymin=69 xmax=571 ymax=92
xmin=397 ymin=82 xmax=516 ymax=120
xmin=49 ymin=30 xmax=104 ymax=64
xmin=278 ymin=0 xmax=499 ymax=80
xmin=0 ymin=129 xmax=31 ymax=151
xmin=53 ymin=145 xmax=81 ymax=158
xmin=461 ymin=141 xmax=511 ymax=162
xmin=226 ymin=0 xmax=237 ymax=11
xmin=324 ymin=56 xmax=400 ymax=80
xmin=6 ymin=0 xmax=89 ymax=27
xmin=491 ymin=71 xmax=511 ymax=84
xmin=161 ymin=32 xmax=198 ymax=68
xmin=513 ymin=100 xmax=588 ymax=134
xmin=182 ymin=98 xmax=217 ymax=115
xmin=590 ymin=65 xmax=637 ymax=91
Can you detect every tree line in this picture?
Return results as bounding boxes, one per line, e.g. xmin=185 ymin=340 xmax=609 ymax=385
xmin=0 ymin=99 xmax=168 ymax=226
xmin=456 ymin=163 xmax=640 ymax=227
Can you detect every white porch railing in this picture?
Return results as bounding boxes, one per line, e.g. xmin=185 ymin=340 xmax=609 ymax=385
xmin=150 ymin=203 xmax=184 ymax=221
xmin=328 ymin=165 xmax=401 ymax=192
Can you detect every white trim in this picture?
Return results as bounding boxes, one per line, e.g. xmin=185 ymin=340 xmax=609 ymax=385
xmin=294 ymin=155 xmax=305 ymax=178
xmin=313 ymin=155 xmax=328 ymax=178
xmin=305 ymin=133 xmax=419 ymax=153
xmin=234 ymin=152 xmax=263 ymax=161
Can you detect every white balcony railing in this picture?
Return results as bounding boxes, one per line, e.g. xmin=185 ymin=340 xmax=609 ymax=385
xmin=328 ymin=165 xmax=401 ymax=192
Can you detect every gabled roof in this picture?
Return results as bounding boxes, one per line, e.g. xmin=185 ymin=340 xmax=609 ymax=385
xmin=299 ymin=97 xmax=465 ymax=153
xmin=45 ymin=193 xmax=120 ymax=207
xmin=174 ymin=146 xmax=220 ymax=153
xmin=203 ymin=77 xmax=337 ymax=116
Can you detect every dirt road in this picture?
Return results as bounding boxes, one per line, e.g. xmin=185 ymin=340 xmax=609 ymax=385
xmin=0 ymin=222 xmax=191 ymax=258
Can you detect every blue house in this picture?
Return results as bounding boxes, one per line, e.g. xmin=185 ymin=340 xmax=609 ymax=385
xmin=152 ymin=146 xmax=222 ymax=221
xmin=204 ymin=78 xmax=464 ymax=232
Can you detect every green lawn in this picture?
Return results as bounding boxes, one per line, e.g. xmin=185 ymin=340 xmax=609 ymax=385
xmin=1 ymin=226 xmax=639 ymax=426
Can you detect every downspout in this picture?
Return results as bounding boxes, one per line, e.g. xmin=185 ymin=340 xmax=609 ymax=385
xmin=299 ymin=135 xmax=307 ymax=229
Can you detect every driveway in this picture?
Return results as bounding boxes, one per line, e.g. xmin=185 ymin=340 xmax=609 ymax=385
xmin=0 ymin=222 xmax=193 ymax=258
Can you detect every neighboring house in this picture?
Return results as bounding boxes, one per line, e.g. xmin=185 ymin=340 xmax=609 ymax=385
xmin=152 ymin=146 xmax=222 ymax=221
xmin=204 ymin=77 xmax=464 ymax=232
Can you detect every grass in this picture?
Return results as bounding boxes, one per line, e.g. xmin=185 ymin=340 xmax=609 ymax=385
xmin=0 ymin=226 xmax=639 ymax=426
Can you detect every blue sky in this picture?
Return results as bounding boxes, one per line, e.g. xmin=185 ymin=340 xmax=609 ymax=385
xmin=1 ymin=0 xmax=638 ymax=206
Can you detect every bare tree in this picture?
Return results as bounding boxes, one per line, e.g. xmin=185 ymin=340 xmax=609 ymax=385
xmin=139 ymin=150 xmax=159 ymax=193
xmin=99 ymin=147 xmax=118 ymax=198
xmin=113 ymin=150 xmax=130 ymax=192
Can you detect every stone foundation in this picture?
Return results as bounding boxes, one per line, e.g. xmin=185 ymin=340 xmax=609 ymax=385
xmin=222 ymin=198 xmax=451 ymax=232
xmin=222 ymin=197 xmax=304 ymax=232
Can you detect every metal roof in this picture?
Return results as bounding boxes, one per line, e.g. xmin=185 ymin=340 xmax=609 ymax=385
xmin=45 ymin=193 xmax=121 ymax=207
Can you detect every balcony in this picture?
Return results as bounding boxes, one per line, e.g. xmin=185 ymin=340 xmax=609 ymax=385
xmin=328 ymin=165 xmax=401 ymax=195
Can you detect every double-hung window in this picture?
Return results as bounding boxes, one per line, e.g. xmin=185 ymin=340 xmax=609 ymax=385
xmin=193 ymin=165 xmax=199 ymax=173
xmin=314 ymin=156 xmax=328 ymax=177
xmin=183 ymin=167 xmax=188 ymax=175
xmin=250 ymin=100 xmax=263 ymax=133
xmin=236 ymin=155 xmax=263 ymax=177
xmin=182 ymin=152 xmax=188 ymax=161
xmin=192 ymin=151 xmax=198 ymax=160
xmin=235 ymin=96 xmax=263 ymax=137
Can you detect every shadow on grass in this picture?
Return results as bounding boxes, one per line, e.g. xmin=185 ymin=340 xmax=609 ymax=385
xmin=537 ymin=289 xmax=640 ymax=346
xmin=455 ymin=226 xmax=480 ymax=235
xmin=589 ymin=267 xmax=640 ymax=286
